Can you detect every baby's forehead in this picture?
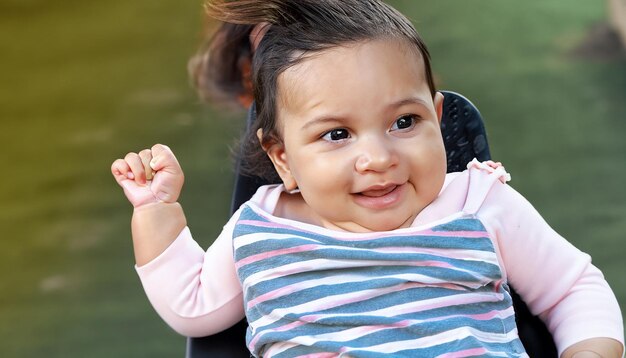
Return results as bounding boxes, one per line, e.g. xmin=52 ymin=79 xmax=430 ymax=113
xmin=276 ymin=39 xmax=428 ymax=114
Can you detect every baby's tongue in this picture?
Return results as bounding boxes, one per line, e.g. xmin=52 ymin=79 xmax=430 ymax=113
xmin=361 ymin=185 xmax=396 ymax=197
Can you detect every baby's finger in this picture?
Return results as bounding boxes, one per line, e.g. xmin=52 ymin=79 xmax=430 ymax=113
xmin=111 ymin=159 xmax=132 ymax=182
xmin=124 ymin=152 xmax=147 ymax=184
xmin=138 ymin=149 xmax=154 ymax=181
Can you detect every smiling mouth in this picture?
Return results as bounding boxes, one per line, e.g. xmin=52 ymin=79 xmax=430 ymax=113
xmin=353 ymin=183 xmax=405 ymax=209
xmin=360 ymin=185 xmax=398 ymax=198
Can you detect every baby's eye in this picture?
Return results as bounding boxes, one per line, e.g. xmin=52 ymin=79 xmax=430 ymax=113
xmin=322 ymin=128 xmax=350 ymax=142
xmin=390 ymin=114 xmax=418 ymax=131
xmin=391 ymin=115 xmax=417 ymax=131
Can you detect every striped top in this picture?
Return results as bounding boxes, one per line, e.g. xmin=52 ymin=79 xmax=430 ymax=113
xmin=233 ymin=198 xmax=527 ymax=357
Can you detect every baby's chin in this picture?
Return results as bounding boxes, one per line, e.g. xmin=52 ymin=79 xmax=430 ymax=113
xmin=365 ymin=216 xmax=416 ymax=232
xmin=324 ymin=214 xmax=417 ymax=233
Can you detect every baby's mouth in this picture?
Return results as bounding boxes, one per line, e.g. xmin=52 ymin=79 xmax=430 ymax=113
xmin=359 ymin=185 xmax=398 ymax=197
xmin=353 ymin=183 xmax=405 ymax=210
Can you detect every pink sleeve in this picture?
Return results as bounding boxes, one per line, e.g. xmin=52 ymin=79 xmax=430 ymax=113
xmin=134 ymin=210 xmax=245 ymax=337
xmin=478 ymin=181 xmax=624 ymax=355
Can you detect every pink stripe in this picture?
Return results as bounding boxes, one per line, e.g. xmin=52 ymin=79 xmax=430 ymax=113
xmin=392 ymin=292 xmax=505 ymax=316
xmin=248 ymin=276 xmax=465 ymax=311
xmin=254 ymin=262 xmax=319 ymax=280
xmin=237 ymin=219 xmax=321 ymax=235
xmin=376 ymin=246 xmax=492 ymax=259
xmin=298 ymin=308 xmax=510 ymax=330
xmin=308 ymin=281 xmax=430 ymax=313
xmin=324 ymin=320 xmax=412 ymax=341
xmin=420 ymin=307 xmax=512 ymax=323
xmin=466 ymin=309 xmax=509 ymax=320
xmin=247 ymin=282 xmax=306 ymax=310
xmin=406 ymin=260 xmax=455 ymax=269
xmin=240 ymin=243 xmax=475 ymax=273
xmin=362 ymin=229 xmax=489 ymax=240
xmin=413 ymin=307 xmax=513 ymax=325
xmin=437 ymin=347 xmax=488 ymax=358
xmin=300 ymin=353 xmax=337 ymax=358
xmin=243 ymin=258 xmax=469 ymax=300
xmin=237 ymin=243 xmax=466 ymax=272
xmin=244 ymin=258 xmax=460 ymax=289
xmin=236 ymin=244 xmax=318 ymax=269
xmin=259 ymin=319 xmax=413 ymax=352
xmin=238 ymin=219 xmax=488 ymax=241
xmin=249 ymin=320 xmax=307 ymax=351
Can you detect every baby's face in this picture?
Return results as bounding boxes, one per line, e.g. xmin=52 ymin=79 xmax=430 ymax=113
xmin=268 ymin=39 xmax=447 ymax=232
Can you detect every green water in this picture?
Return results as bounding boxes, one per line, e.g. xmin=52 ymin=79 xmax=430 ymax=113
xmin=1 ymin=1 xmax=624 ymax=356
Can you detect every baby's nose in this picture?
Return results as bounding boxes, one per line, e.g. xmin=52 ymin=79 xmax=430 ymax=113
xmin=355 ymin=137 xmax=397 ymax=173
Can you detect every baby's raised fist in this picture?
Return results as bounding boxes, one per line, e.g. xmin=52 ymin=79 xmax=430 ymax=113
xmin=111 ymin=144 xmax=185 ymax=208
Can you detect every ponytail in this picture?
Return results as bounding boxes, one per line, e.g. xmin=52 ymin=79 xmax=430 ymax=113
xmin=204 ymin=0 xmax=292 ymax=25
xmin=189 ymin=22 xmax=254 ymax=108
xmin=189 ymin=0 xmax=296 ymax=108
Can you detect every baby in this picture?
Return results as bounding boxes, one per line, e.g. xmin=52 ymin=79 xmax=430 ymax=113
xmin=111 ymin=0 xmax=624 ymax=357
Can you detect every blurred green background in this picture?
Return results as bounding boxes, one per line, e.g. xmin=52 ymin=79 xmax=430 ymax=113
xmin=1 ymin=0 xmax=624 ymax=356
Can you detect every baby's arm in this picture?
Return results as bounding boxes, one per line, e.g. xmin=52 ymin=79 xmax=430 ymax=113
xmin=479 ymin=181 xmax=624 ymax=357
xmin=135 ymin=221 xmax=244 ymax=337
xmin=111 ymin=144 xmax=244 ymax=336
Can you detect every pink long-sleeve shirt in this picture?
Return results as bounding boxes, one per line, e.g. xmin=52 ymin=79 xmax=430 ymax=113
xmin=136 ymin=161 xmax=624 ymax=355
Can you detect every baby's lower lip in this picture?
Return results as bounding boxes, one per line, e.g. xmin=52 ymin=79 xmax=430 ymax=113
xmin=353 ymin=184 xmax=405 ymax=209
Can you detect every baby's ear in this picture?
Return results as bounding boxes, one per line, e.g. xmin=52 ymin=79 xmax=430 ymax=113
xmin=257 ymin=129 xmax=298 ymax=191
xmin=434 ymin=91 xmax=444 ymax=123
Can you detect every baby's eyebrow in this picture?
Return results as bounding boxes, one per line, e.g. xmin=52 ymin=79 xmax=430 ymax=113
xmin=387 ymin=96 xmax=430 ymax=110
xmin=300 ymin=115 xmax=344 ymax=131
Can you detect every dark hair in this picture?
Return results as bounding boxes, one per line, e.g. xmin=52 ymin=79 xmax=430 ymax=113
xmin=189 ymin=22 xmax=255 ymax=107
xmin=193 ymin=0 xmax=436 ymax=182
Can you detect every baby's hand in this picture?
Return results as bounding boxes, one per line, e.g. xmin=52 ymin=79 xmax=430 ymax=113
xmin=111 ymin=144 xmax=184 ymax=208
